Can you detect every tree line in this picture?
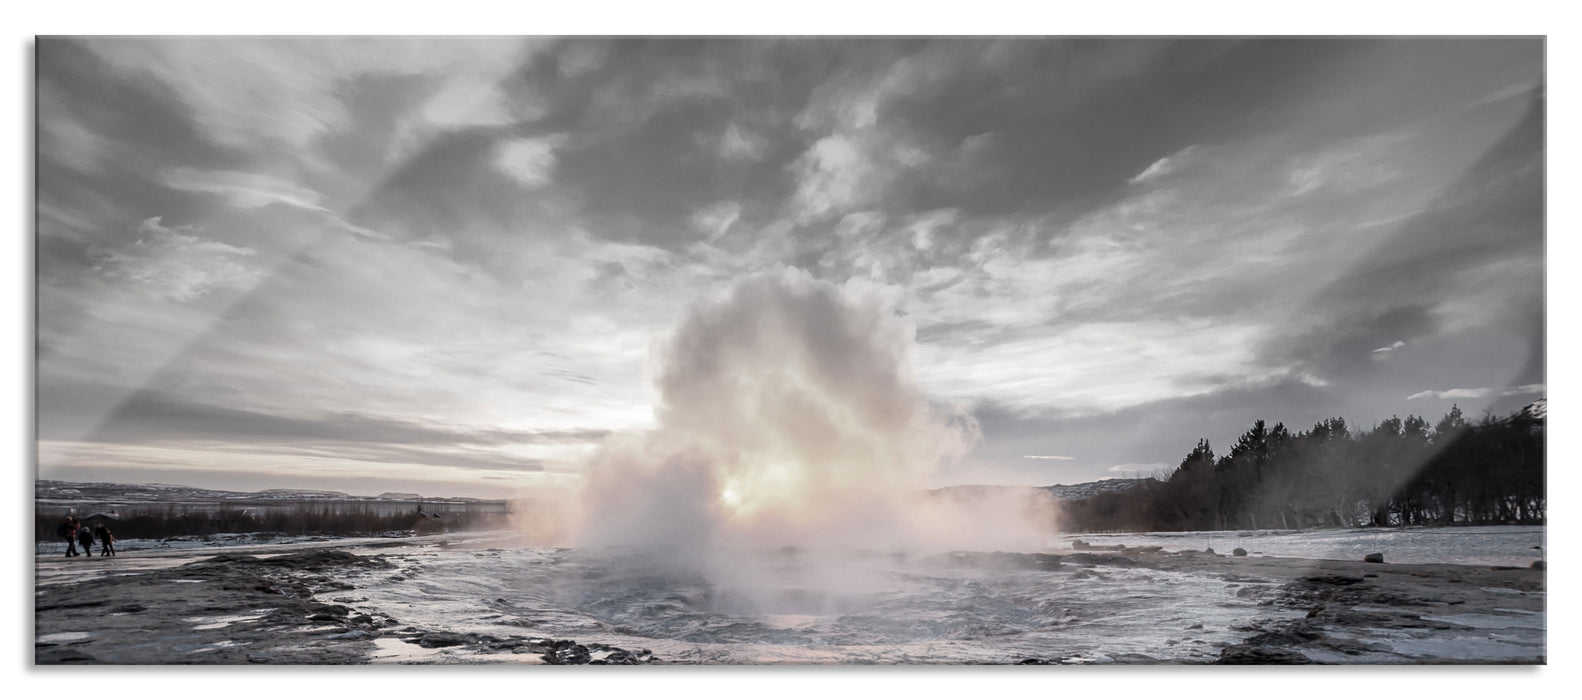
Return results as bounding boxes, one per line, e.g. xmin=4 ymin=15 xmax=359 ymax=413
xmin=1057 ymin=403 xmax=1544 ymax=533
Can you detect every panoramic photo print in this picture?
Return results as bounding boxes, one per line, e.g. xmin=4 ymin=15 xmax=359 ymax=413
xmin=34 ymin=36 xmax=1545 ymax=665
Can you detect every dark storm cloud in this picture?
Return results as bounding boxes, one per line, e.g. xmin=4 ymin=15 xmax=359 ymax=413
xmin=37 ymin=39 xmax=236 ymax=252
xmin=37 ymin=39 xmax=237 ymax=174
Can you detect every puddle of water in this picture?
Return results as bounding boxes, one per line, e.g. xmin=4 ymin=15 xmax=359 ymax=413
xmin=38 ymin=632 xmax=91 ymax=644
xmin=761 ymin=614 xmax=822 ymax=629
xmin=1420 ymin=613 xmax=1546 ymax=630
xmin=367 ymin=637 xmax=543 ymax=665
xmin=369 ymin=637 xmax=448 ymax=664
xmin=183 ymin=609 xmax=273 ymax=630
xmin=187 ymin=640 xmax=246 ymax=653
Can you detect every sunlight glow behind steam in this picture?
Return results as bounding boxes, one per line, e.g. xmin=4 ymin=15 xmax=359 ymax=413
xmin=548 ymin=267 xmax=1055 ymax=555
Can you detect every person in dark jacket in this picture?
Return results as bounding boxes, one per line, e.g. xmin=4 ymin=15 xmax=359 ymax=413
xmin=96 ymin=525 xmax=116 ymax=557
xmin=76 ymin=523 xmax=95 ymax=557
xmin=57 ymin=517 xmax=79 ymax=557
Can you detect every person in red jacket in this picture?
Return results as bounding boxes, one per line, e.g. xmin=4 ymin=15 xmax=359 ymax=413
xmin=56 ymin=517 xmax=79 ymax=557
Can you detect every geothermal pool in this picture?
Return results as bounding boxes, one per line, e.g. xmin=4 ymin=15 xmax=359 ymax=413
xmin=333 ymin=541 xmax=1262 ymax=663
xmin=296 ymin=525 xmax=1540 ymax=664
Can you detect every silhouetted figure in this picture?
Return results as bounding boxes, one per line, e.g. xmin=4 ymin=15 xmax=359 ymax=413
xmin=57 ymin=517 xmax=79 ymax=557
xmin=96 ymin=525 xmax=116 ymax=557
xmin=77 ymin=524 xmax=95 ymax=557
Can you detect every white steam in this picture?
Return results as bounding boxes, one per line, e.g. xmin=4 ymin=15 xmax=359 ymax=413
xmin=568 ymin=267 xmax=1050 ymax=555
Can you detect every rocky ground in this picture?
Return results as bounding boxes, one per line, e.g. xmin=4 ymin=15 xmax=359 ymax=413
xmin=34 ymin=544 xmax=1544 ymax=665
xmin=1156 ymin=550 xmax=1547 ymax=664
xmin=34 ymin=548 xmax=657 ymax=665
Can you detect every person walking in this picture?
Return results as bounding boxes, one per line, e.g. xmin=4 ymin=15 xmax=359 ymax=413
xmin=76 ymin=522 xmax=95 ymax=557
xmin=57 ymin=517 xmax=79 ymax=557
xmin=96 ymin=525 xmax=116 ymax=557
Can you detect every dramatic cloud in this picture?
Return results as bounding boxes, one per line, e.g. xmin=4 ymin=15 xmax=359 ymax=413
xmin=1406 ymin=385 xmax=1546 ymax=401
xmin=1128 ymin=144 xmax=1200 ymax=185
xmin=493 ymin=135 xmax=566 ymax=189
xmin=81 ymin=36 xmax=536 ymax=151
xmin=159 ymin=168 xmax=328 ymax=211
xmin=35 ymin=38 xmax=1545 ymax=496
xmin=1107 ymin=463 xmax=1168 ymax=474
xmin=91 ymin=217 xmax=261 ymax=302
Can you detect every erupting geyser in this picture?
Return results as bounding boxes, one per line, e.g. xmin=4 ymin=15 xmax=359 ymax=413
xmin=572 ymin=268 xmax=1051 ymax=555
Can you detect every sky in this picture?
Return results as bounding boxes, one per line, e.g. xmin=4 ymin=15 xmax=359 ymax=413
xmin=34 ymin=37 xmax=1546 ymax=499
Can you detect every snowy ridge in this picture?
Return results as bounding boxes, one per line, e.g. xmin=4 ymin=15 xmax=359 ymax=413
xmin=1520 ymin=398 xmax=1546 ymax=421
xmin=928 ymin=478 xmax=1156 ymax=503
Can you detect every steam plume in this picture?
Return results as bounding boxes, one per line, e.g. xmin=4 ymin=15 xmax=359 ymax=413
xmin=571 ymin=267 xmax=1047 ymax=554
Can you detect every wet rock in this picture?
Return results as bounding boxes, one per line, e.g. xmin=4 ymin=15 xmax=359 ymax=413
xmin=308 ymin=604 xmax=352 ymax=621
xmin=541 ymin=639 xmax=592 ymax=665
xmin=1072 ymin=541 xmax=1127 ymax=551
xmin=1364 ymin=553 xmax=1385 ymax=563
xmin=1245 ymin=623 xmax=1323 ymax=647
xmin=1110 ymin=653 xmax=1160 ymax=663
xmin=416 ymin=632 xmax=469 ymax=648
xmin=1217 ymin=644 xmax=1312 ymax=664
xmin=1063 ymin=553 xmax=1135 ymax=567
xmin=35 ymin=600 xmax=105 ymax=612
xmin=601 ymin=649 xmax=642 ymax=665
xmin=1232 ymin=548 xmax=1248 ymax=557
xmin=1304 ymin=574 xmax=1365 ymax=586
xmin=36 ymin=647 xmax=98 ymax=664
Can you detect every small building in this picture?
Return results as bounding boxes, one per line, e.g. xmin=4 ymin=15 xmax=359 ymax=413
xmin=81 ymin=511 xmax=120 ymax=526
xmin=412 ymin=510 xmax=447 ymax=534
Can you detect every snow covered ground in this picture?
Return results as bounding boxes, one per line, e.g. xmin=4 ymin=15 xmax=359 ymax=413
xmin=1056 ymin=525 xmax=1546 ymax=568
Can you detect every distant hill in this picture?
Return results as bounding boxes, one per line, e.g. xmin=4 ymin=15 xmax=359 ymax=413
xmin=257 ymin=488 xmax=351 ymax=498
xmin=35 ymin=480 xmax=500 ymax=506
xmin=1040 ymin=478 xmax=1158 ymax=501
xmin=928 ymin=478 xmax=1155 ymax=503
